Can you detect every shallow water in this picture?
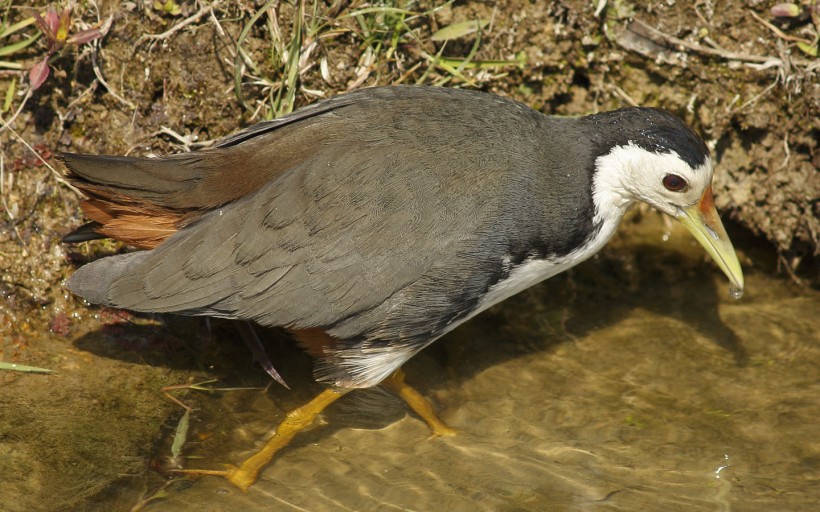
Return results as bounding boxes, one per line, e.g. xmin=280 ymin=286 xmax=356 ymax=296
xmin=3 ymin=213 xmax=818 ymax=511
xmin=146 ymin=280 xmax=817 ymax=511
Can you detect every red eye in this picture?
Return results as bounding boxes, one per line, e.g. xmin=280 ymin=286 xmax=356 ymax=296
xmin=662 ymin=174 xmax=688 ymax=192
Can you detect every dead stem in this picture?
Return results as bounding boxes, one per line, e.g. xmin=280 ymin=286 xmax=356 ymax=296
xmin=748 ymin=10 xmax=813 ymax=45
xmin=91 ymin=45 xmax=136 ymax=110
xmin=631 ymin=18 xmax=813 ymax=67
xmin=0 ymin=151 xmax=23 ymax=243
xmin=778 ymin=253 xmax=804 ymax=287
xmin=736 ymin=80 xmax=778 ymax=111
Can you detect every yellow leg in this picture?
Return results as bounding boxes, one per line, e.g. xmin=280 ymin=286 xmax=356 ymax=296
xmin=176 ymin=387 xmax=345 ymax=491
xmin=383 ymin=368 xmax=457 ymax=437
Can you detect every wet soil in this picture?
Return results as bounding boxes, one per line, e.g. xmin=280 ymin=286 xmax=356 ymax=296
xmin=0 ymin=1 xmax=818 ymax=511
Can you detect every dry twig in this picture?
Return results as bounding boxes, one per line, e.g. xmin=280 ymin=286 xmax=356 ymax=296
xmin=136 ymin=0 xmax=224 ymax=50
xmin=609 ymin=85 xmax=639 ymax=107
xmin=0 ymin=88 xmax=33 ymax=137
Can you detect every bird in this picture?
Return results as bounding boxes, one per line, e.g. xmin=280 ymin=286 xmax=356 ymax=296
xmin=60 ymin=85 xmax=744 ymax=490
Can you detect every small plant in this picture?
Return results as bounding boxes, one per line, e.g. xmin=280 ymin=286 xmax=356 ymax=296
xmin=153 ymin=0 xmax=182 ymax=17
xmin=0 ymin=14 xmax=39 ymax=72
xmin=29 ymin=5 xmax=102 ymax=90
xmin=770 ymin=2 xmax=820 ymax=57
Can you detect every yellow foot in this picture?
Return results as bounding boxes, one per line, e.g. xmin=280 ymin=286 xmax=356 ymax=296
xmin=173 ymin=465 xmax=256 ymax=492
xmin=384 ymin=368 xmax=457 ymax=437
xmin=173 ymin=387 xmax=346 ymax=491
xmin=170 ymin=369 xmax=454 ymax=492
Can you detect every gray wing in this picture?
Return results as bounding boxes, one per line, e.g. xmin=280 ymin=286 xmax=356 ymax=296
xmin=68 ymin=87 xmax=546 ymax=341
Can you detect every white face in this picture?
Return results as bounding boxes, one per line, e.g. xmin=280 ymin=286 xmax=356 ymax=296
xmin=592 ymin=141 xmax=713 ymax=218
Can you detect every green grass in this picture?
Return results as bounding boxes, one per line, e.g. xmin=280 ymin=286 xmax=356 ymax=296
xmin=231 ymin=0 xmax=522 ymax=120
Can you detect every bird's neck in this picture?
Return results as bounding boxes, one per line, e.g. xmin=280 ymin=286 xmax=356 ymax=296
xmin=580 ymin=156 xmax=635 ymax=265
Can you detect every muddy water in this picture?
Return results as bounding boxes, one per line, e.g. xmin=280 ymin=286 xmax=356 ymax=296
xmin=3 ymin=212 xmax=818 ymax=511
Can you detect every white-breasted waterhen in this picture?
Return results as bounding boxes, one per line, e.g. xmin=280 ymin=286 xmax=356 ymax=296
xmin=61 ymin=85 xmax=744 ymax=490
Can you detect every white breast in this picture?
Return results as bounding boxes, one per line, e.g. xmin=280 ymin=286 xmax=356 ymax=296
xmin=474 ymin=214 xmax=623 ymax=316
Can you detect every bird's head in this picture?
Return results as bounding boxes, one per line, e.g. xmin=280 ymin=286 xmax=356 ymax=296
xmin=586 ymin=107 xmax=744 ymax=296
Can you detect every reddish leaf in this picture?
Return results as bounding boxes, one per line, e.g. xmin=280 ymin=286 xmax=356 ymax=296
xmin=770 ymin=3 xmax=801 ymax=17
xmin=33 ymin=11 xmax=55 ymax=41
xmin=45 ymin=7 xmax=60 ymax=31
xmin=28 ymin=59 xmax=50 ymax=90
xmin=67 ymin=28 xmax=102 ymax=45
xmin=12 ymin=144 xmax=54 ymax=170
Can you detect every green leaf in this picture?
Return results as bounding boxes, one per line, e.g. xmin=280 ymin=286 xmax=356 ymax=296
xmin=0 ymin=16 xmax=37 ymax=39
xmin=153 ymin=0 xmax=182 ymax=16
xmin=0 ymin=33 xmax=41 ymax=57
xmin=3 ymin=78 xmax=16 ymax=113
xmin=0 ymin=361 xmax=53 ymax=373
xmin=796 ymin=41 xmax=818 ymax=57
xmin=170 ymin=409 xmax=190 ymax=459
xmin=431 ymin=19 xmax=490 ymax=41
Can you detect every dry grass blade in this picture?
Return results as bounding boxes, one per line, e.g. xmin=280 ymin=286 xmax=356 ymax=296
xmin=431 ymin=19 xmax=489 ymax=41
